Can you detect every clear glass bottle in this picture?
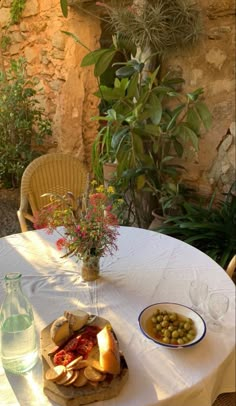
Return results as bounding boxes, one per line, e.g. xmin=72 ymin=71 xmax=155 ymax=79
xmin=0 ymin=272 xmax=38 ymax=374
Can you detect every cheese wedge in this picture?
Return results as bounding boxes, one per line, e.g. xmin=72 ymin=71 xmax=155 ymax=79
xmin=64 ymin=309 xmax=89 ymax=332
xmin=97 ymin=325 xmax=120 ymax=375
xmin=50 ymin=316 xmax=71 ymax=346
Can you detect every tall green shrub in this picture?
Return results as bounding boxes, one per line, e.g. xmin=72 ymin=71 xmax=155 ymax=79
xmin=0 ymin=58 xmax=52 ymax=188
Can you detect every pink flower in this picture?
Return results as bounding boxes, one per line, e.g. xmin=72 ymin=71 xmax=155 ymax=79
xmin=56 ymin=238 xmax=66 ymax=251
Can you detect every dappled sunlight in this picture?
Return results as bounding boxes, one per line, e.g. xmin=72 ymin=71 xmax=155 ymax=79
xmin=5 ymin=229 xmax=78 ymax=275
xmin=23 ymin=370 xmax=49 ymax=405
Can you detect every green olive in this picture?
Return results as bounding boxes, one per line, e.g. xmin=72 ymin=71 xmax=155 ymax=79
xmin=157 ymin=315 xmax=163 ymax=322
xmin=164 ymin=330 xmax=171 ymax=338
xmin=155 ymin=323 xmax=162 ymax=331
xmin=184 ymin=322 xmax=191 ymax=331
xmin=172 ymin=330 xmax=179 ymax=338
xmin=187 ymin=333 xmax=194 ymax=341
xmin=177 ymin=329 xmax=184 ymax=337
xmin=162 ymin=337 xmax=170 ymax=344
xmin=177 ymin=338 xmax=184 ymax=345
xmin=162 ymin=310 xmax=168 ymax=315
xmin=161 ymin=320 xmax=169 ymax=328
xmin=169 ymin=313 xmax=177 ymax=321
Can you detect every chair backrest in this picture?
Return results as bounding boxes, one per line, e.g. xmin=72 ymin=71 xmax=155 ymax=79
xmin=226 ymin=255 xmax=236 ymax=279
xmin=18 ymin=153 xmax=89 ymax=231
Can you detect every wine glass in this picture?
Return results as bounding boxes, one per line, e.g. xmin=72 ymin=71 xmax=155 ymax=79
xmin=207 ymin=293 xmax=229 ymax=332
xmin=189 ymin=280 xmax=208 ymax=313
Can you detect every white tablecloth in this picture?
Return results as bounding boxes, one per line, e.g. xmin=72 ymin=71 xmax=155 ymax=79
xmin=0 ymin=226 xmax=235 ymax=406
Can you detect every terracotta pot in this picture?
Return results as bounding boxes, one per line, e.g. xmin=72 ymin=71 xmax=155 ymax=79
xmin=103 ymin=163 xmax=117 ymax=187
xmin=148 ymin=209 xmax=165 ymax=230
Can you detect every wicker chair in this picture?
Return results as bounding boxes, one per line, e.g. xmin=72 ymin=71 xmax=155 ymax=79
xmin=212 ymin=256 xmax=236 ymax=406
xmin=226 ymin=255 xmax=236 ymax=280
xmin=17 ymin=153 xmax=89 ymax=232
xmin=213 ymin=392 xmax=236 ymax=406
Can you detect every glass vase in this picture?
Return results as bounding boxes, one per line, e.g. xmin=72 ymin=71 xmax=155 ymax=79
xmin=0 ymin=273 xmax=38 ymax=374
xmin=81 ymin=256 xmax=100 ymax=281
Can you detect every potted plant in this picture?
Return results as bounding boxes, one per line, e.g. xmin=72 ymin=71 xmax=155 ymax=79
xmin=85 ymin=54 xmax=211 ymax=227
xmin=156 ymin=183 xmax=236 ymax=269
xmin=60 ymin=0 xmax=209 ymax=227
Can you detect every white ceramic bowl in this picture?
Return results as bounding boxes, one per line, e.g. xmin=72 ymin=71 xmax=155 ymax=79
xmin=138 ymin=302 xmax=206 ymax=349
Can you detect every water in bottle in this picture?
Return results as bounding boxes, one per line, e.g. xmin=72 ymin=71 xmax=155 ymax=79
xmin=0 ymin=273 xmax=38 ymax=374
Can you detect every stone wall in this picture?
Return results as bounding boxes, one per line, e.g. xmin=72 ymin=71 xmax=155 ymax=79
xmin=164 ymin=0 xmax=235 ymax=195
xmin=0 ymin=0 xmax=101 ymax=168
xmin=0 ymin=0 xmax=235 ymax=195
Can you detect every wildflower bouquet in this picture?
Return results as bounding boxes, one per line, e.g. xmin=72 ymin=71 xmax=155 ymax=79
xmin=34 ymin=182 xmax=122 ymax=261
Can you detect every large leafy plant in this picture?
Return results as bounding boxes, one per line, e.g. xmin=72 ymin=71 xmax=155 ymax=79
xmin=0 ymin=58 xmax=52 ymax=188
xmin=156 ymin=184 xmax=236 ymax=269
xmin=84 ymin=53 xmax=211 ymax=226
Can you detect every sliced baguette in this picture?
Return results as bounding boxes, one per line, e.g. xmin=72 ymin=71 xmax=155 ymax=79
xmin=97 ymin=325 xmax=120 ymax=375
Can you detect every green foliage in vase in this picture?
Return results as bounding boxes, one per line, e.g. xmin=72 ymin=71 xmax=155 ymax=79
xmin=0 ymin=58 xmax=52 ymax=188
xmin=34 ymin=182 xmax=122 ymax=260
xmin=156 ymin=183 xmax=236 ymax=269
xmin=10 ymin=0 xmax=26 ymax=24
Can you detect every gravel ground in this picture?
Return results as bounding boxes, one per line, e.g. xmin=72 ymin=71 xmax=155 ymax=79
xmin=0 ymin=189 xmax=21 ymax=237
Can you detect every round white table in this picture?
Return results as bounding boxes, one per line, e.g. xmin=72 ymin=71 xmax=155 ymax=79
xmin=0 ymin=226 xmax=235 ymax=406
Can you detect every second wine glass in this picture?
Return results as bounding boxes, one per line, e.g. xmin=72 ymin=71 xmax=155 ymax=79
xmin=207 ymin=292 xmax=229 ymax=332
xmin=189 ymin=280 xmax=208 ymax=314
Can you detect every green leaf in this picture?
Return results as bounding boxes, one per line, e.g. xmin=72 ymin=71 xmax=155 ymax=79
xmin=111 ymin=127 xmax=129 ymax=151
xmin=81 ymin=49 xmax=111 ymax=67
xmin=148 ymin=93 xmax=162 ymax=125
xmin=127 ymin=72 xmax=139 ymax=98
xmin=195 ymin=102 xmax=212 ymax=130
xmin=132 ymin=132 xmax=144 ymax=155
xmin=161 ymin=76 xmax=185 ymax=86
xmin=61 ymin=31 xmax=92 ymax=53
xmin=116 ymin=66 xmax=137 ymax=78
xmin=186 ymin=88 xmax=204 ymax=102
xmin=173 ymin=140 xmax=184 ymax=157
xmin=178 ymin=125 xmax=199 ymax=151
xmin=136 ymin=174 xmax=146 ymax=190
xmin=95 ymin=50 xmax=117 ymax=77
xmin=94 ymin=85 xmax=125 ymax=101
xmin=145 ymin=124 xmax=161 ymax=137
xmin=60 ymin=0 xmax=68 ymax=17
xmin=166 ymin=104 xmax=185 ymax=131
xmin=186 ymin=107 xmax=201 ymax=133
xmin=149 ymin=66 xmax=160 ymax=88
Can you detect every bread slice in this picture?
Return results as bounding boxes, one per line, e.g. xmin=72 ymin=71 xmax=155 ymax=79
xmin=50 ymin=316 xmax=71 ymax=346
xmin=64 ymin=309 xmax=89 ymax=332
xmin=97 ymin=325 xmax=120 ymax=375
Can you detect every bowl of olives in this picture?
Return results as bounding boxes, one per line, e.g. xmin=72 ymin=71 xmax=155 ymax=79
xmin=138 ymin=302 xmax=206 ymax=349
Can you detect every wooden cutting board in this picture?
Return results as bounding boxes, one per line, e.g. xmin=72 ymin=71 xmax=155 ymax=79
xmin=40 ymin=316 xmax=129 ymax=406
